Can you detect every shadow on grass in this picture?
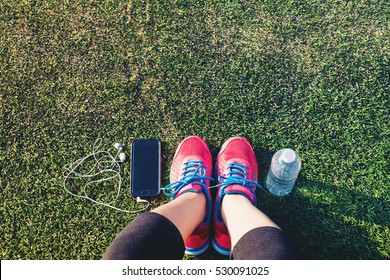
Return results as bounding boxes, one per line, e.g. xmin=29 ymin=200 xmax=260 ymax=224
xmin=192 ymin=146 xmax=388 ymax=260
xmin=260 ymin=179 xmax=388 ymax=260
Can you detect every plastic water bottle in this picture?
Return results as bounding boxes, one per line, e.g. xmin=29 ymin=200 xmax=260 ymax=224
xmin=266 ymin=148 xmax=301 ymax=196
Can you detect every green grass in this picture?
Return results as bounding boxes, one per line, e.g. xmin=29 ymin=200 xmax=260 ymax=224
xmin=1 ymin=0 xmax=389 ymax=259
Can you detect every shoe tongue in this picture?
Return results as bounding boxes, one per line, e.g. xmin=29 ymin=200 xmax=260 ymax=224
xmin=227 ymin=158 xmax=250 ymax=168
xmin=226 ymin=159 xmax=250 ymax=177
xmin=224 ymin=184 xmax=256 ymax=204
xmin=174 ymin=183 xmax=202 ymax=199
xmin=221 ymin=159 xmax=256 ymax=204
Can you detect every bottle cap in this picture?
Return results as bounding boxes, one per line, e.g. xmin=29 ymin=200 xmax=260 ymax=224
xmin=281 ymin=149 xmax=296 ymax=163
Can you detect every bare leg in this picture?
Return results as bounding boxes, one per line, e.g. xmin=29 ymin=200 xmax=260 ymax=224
xmin=221 ymin=194 xmax=280 ymax=249
xmin=103 ymin=192 xmax=206 ymax=259
xmin=152 ymin=192 xmax=206 ymax=242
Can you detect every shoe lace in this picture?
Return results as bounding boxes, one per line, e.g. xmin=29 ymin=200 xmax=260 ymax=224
xmin=213 ymin=162 xmax=264 ymax=192
xmin=163 ymin=160 xmax=214 ymax=198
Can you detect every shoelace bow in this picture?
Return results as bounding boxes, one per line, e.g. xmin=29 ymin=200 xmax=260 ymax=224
xmin=213 ymin=162 xmax=264 ymax=192
xmin=163 ymin=160 xmax=214 ymax=198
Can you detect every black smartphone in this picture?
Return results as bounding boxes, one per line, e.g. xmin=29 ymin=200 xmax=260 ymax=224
xmin=131 ymin=139 xmax=161 ymax=197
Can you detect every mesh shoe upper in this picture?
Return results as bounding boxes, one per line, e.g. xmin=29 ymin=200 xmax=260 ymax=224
xmin=164 ymin=136 xmax=213 ymax=255
xmin=213 ymin=137 xmax=263 ymax=255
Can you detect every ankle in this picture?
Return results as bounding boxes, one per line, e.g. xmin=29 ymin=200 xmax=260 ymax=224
xmin=221 ymin=192 xmax=252 ymax=209
xmin=178 ymin=190 xmax=206 ymax=203
xmin=152 ymin=191 xmax=207 ymax=242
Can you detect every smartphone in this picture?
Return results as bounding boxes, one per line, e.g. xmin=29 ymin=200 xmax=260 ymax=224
xmin=131 ymin=139 xmax=161 ymax=197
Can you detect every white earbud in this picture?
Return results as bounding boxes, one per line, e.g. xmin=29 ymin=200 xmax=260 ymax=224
xmin=114 ymin=143 xmax=123 ymax=151
xmin=119 ymin=152 xmax=126 ymax=162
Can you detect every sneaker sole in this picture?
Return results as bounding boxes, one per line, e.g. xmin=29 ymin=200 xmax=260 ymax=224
xmin=212 ymin=240 xmax=230 ymax=256
xmin=185 ymin=239 xmax=210 ymax=256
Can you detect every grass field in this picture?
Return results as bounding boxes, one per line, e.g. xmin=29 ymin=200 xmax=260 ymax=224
xmin=1 ymin=0 xmax=389 ymax=259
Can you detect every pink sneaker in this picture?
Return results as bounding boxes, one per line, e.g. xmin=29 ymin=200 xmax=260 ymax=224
xmin=163 ymin=136 xmax=213 ymax=255
xmin=212 ymin=137 xmax=264 ymax=255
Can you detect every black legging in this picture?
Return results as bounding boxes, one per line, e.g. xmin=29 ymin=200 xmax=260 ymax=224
xmin=102 ymin=212 xmax=294 ymax=260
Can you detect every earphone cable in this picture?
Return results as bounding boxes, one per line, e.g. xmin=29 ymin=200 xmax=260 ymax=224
xmin=62 ymin=138 xmax=149 ymax=213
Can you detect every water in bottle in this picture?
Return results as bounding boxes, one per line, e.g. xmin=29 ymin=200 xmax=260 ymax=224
xmin=266 ymin=148 xmax=301 ymax=196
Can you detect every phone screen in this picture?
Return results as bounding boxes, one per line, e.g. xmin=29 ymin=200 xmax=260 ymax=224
xmin=131 ymin=140 xmax=161 ymax=197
